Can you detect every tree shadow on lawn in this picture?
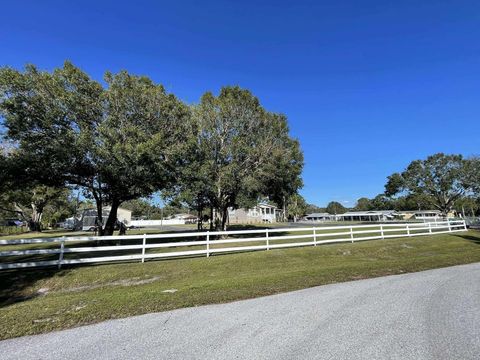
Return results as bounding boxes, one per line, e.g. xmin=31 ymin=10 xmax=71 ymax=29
xmin=453 ymin=233 xmax=480 ymax=245
xmin=0 ymin=226 xmax=291 ymax=307
xmin=0 ymin=267 xmax=71 ymax=307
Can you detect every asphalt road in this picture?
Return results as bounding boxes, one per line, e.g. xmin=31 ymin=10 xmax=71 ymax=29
xmin=2 ymin=263 xmax=479 ymax=360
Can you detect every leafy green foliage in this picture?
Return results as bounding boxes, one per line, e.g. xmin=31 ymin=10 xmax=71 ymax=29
xmin=0 ymin=63 xmax=191 ymax=234
xmin=464 ymin=156 xmax=480 ymax=198
xmin=354 ymin=197 xmax=372 ymax=211
xmin=286 ymin=193 xmax=307 ymax=221
xmin=174 ymin=86 xmax=303 ymax=230
xmin=326 ymin=201 xmax=347 ymax=214
xmin=1 ymin=65 xmax=303 ymax=233
xmin=384 ymin=153 xmax=466 ymax=215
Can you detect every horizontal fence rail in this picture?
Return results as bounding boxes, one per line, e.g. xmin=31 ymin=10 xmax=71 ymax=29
xmin=0 ymin=220 xmax=468 ymax=270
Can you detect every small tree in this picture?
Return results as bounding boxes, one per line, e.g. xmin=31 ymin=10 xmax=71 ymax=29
xmin=286 ymin=193 xmax=307 ymax=222
xmin=326 ymin=201 xmax=346 ymax=215
xmin=354 ymin=197 xmax=372 ymax=211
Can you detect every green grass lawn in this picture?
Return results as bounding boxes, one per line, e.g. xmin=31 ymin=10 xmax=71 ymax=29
xmin=0 ymin=230 xmax=479 ymax=340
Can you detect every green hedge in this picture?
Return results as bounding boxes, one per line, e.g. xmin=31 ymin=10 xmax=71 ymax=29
xmin=0 ymin=226 xmax=27 ymax=236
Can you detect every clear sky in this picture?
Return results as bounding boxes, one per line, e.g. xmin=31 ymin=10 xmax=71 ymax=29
xmin=1 ymin=0 xmax=479 ymax=206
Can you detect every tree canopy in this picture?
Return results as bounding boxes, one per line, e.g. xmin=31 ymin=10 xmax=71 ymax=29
xmin=0 ymin=63 xmax=304 ymax=233
xmin=326 ymin=201 xmax=347 ymax=215
xmin=0 ymin=62 xmax=193 ymax=234
xmin=384 ymin=153 xmax=467 ymax=215
xmin=171 ymin=86 xmax=303 ymax=230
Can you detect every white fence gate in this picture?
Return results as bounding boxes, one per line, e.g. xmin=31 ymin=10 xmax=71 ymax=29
xmin=0 ymin=220 xmax=467 ymax=270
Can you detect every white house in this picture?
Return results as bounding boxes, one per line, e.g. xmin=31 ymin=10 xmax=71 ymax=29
xmin=228 ymin=203 xmax=280 ymax=224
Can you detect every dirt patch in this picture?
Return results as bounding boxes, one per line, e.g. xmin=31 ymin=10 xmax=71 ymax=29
xmin=61 ymin=276 xmax=162 ymax=293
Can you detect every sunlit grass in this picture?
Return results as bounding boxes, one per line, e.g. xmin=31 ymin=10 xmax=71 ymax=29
xmin=0 ymin=230 xmax=478 ymax=340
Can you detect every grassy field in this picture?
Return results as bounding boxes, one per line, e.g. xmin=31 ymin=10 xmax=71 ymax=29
xmin=0 ymin=230 xmax=479 ymax=340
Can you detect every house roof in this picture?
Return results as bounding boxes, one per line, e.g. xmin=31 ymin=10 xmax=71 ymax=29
xmin=257 ymin=203 xmax=277 ymax=208
xmin=398 ymin=210 xmax=441 ymax=214
xmin=413 ymin=210 xmax=441 ymax=214
xmin=338 ymin=210 xmax=398 ymax=217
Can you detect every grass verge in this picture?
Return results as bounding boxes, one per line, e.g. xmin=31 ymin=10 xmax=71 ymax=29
xmin=0 ymin=230 xmax=479 ymax=340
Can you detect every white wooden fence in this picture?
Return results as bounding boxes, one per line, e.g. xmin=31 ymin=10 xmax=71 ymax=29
xmin=0 ymin=220 xmax=467 ymax=270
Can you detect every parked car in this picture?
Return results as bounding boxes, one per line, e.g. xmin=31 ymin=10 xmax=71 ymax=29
xmin=4 ymin=219 xmax=23 ymax=227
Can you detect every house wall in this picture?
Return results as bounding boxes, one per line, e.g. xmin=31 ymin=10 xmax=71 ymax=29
xmin=229 ymin=207 xmax=277 ymax=224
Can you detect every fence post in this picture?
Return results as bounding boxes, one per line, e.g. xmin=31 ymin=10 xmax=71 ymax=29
xmin=407 ymin=224 xmax=411 ymax=237
xmin=380 ymin=225 xmax=384 ymax=239
xmin=447 ymin=220 xmax=451 ymax=232
xmin=58 ymin=236 xmax=65 ymax=270
xmin=463 ymin=220 xmax=467 ymax=231
xmin=141 ymin=234 xmax=146 ymax=263
xmin=428 ymin=222 xmax=432 ymax=234
xmin=266 ymin=228 xmax=270 ymax=250
xmin=313 ymin=228 xmax=317 ymax=246
xmin=206 ymin=231 xmax=210 ymax=258
xmin=350 ymin=226 xmax=354 ymax=243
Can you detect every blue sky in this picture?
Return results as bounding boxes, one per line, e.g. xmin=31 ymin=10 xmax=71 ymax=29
xmin=1 ymin=0 xmax=479 ymax=207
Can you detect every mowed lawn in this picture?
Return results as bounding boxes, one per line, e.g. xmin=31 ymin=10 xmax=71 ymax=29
xmin=0 ymin=230 xmax=479 ymax=340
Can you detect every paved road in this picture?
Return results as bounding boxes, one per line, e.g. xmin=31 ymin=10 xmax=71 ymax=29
xmin=2 ymin=263 xmax=480 ymax=360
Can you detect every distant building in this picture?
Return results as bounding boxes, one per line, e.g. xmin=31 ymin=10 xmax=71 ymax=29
xmin=304 ymin=213 xmax=335 ymax=222
xmin=337 ymin=210 xmax=398 ymax=222
xmin=398 ymin=210 xmax=455 ymax=220
xmin=228 ymin=203 xmax=280 ymax=224
xmin=170 ymin=213 xmax=199 ymax=224
xmin=75 ymin=206 xmax=132 ymax=231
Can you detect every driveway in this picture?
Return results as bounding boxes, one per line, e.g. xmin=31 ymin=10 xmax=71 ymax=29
xmin=2 ymin=263 xmax=479 ymax=359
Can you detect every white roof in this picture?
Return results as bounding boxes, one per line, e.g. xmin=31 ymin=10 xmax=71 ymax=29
xmin=338 ymin=210 xmax=398 ymax=217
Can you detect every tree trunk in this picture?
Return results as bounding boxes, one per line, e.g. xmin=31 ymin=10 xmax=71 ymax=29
xmin=197 ymin=208 xmax=203 ymax=230
xmin=209 ymin=206 xmax=214 ymax=230
xmin=220 ymin=206 xmax=229 ymax=231
xmin=30 ymin=203 xmax=43 ymax=232
xmin=92 ymin=191 xmax=104 ymax=236
xmin=103 ymin=199 xmax=120 ymax=236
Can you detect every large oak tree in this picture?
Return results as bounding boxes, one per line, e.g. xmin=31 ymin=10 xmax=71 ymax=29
xmin=384 ymin=153 xmax=467 ymax=215
xmin=0 ymin=62 xmax=191 ymax=235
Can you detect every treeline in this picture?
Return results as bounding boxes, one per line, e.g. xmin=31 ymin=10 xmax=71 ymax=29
xmin=324 ymin=153 xmax=480 ymax=216
xmin=0 ymin=62 xmax=303 ymax=235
